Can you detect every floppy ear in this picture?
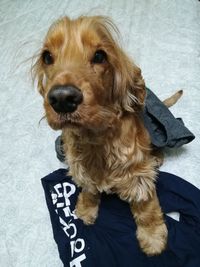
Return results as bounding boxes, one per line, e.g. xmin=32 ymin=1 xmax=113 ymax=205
xmin=90 ymin=16 xmax=145 ymax=113
xmin=112 ymin=48 xmax=146 ymax=113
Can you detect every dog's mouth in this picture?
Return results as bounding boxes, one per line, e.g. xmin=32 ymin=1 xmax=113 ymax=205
xmin=45 ymin=100 xmax=120 ymax=132
xmin=45 ymin=103 xmax=83 ymax=130
xmin=55 ymin=111 xmax=82 ymax=128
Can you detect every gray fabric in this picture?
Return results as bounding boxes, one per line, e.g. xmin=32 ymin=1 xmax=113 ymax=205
xmin=55 ymin=136 xmax=65 ymax=162
xmin=143 ymin=88 xmax=195 ymax=148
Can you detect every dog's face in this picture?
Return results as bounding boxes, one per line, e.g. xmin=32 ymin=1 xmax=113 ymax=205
xmin=33 ymin=16 xmax=145 ymax=132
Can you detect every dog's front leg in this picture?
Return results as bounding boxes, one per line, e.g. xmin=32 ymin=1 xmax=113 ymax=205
xmin=75 ymin=190 xmax=101 ymax=225
xmin=130 ymin=192 xmax=167 ymax=256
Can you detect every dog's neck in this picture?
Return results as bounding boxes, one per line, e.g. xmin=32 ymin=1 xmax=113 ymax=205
xmin=62 ymin=113 xmax=149 ymax=158
xmin=63 ymin=113 xmax=150 ymax=191
xmin=63 ymin=125 xmax=119 ymax=145
xmin=62 ymin=114 xmax=151 ymax=192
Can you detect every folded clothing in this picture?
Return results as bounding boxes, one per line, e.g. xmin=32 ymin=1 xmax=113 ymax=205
xmin=41 ymin=169 xmax=200 ymax=267
xmin=143 ymin=88 xmax=195 ymax=148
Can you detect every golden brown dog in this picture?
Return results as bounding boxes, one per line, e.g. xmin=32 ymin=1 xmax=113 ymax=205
xmin=32 ymin=15 xmax=170 ymax=256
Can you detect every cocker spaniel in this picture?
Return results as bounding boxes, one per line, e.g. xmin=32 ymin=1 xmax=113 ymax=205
xmin=33 ymin=16 xmax=168 ymax=256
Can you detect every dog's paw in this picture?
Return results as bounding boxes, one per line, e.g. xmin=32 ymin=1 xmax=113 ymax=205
xmin=75 ymin=191 xmax=100 ymax=225
xmin=75 ymin=205 xmax=98 ymax=225
xmin=136 ymin=223 xmax=168 ymax=256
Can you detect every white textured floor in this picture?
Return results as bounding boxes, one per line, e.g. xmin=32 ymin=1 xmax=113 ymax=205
xmin=0 ymin=0 xmax=200 ymax=266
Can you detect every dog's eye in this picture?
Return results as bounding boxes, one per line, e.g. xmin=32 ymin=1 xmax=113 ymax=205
xmin=92 ymin=50 xmax=107 ymax=64
xmin=42 ymin=50 xmax=54 ymax=65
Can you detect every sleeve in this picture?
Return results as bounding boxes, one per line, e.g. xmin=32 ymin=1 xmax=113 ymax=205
xmin=41 ymin=169 xmax=88 ymax=267
xmin=156 ymin=171 xmax=200 ymax=267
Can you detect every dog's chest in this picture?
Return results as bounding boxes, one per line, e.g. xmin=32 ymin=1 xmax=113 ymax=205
xmin=67 ymin=139 xmax=134 ymax=193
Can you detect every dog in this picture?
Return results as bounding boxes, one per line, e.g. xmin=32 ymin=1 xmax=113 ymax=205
xmin=32 ymin=15 xmax=171 ymax=256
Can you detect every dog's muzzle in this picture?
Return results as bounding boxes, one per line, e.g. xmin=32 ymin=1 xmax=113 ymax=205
xmin=48 ymin=85 xmax=83 ymax=113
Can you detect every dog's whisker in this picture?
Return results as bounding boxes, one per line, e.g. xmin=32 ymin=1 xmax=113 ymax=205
xmin=38 ymin=115 xmax=46 ymax=126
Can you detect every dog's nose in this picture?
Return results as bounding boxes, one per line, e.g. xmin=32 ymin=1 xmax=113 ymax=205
xmin=48 ymin=85 xmax=83 ymax=113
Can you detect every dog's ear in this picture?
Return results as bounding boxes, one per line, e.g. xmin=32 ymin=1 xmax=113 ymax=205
xmin=112 ymin=48 xmax=146 ymax=113
xmin=94 ymin=16 xmax=146 ymax=112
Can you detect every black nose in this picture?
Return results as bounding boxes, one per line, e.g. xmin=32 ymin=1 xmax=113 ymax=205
xmin=48 ymin=85 xmax=83 ymax=113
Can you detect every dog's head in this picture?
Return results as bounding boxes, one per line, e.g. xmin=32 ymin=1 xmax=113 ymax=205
xmin=33 ymin=16 xmax=145 ymax=132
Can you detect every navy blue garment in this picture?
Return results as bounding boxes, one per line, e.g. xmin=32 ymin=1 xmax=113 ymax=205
xmin=41 ymin=169 xmax=200 ymax=267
